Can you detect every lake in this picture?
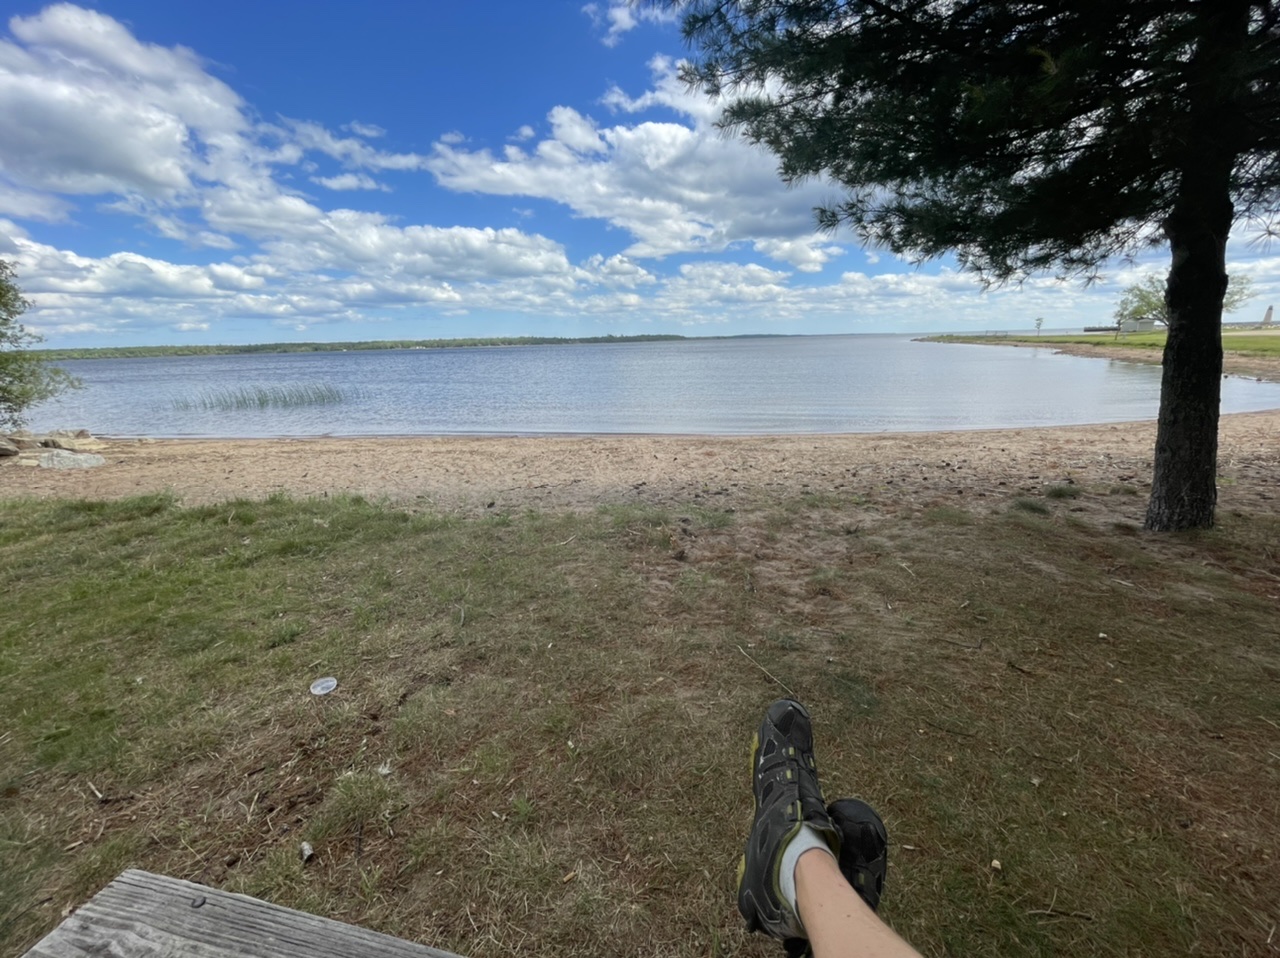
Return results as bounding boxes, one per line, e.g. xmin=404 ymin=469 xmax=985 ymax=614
xmin=24 ymin=334 xmax=1280 ymax=438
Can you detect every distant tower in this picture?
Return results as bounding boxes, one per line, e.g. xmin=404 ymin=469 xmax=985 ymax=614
xmin=1264 ymin=305 xmax=1274 ymax=327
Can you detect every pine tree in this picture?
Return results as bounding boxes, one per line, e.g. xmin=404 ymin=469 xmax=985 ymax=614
xmin=669 ymin=0 xmax=1280 ymax=530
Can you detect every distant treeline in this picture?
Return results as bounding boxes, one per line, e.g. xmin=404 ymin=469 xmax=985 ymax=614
xmin=32 ymin=333 xmax=691 ymax=361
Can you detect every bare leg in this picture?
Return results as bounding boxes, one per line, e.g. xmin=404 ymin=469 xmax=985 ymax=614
xmin=795 ymin=849 xmax=922 ymax=958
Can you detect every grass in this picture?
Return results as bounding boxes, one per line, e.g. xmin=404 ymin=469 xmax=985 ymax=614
xmin=172 ymin=383 xmax=357 ymax=411
xmin=2 ymin=491 xmax=1278 ymax=957
xmin=933 ymin=330 xmax=1280 ymax=356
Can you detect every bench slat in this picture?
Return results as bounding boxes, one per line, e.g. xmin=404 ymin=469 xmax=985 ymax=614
xmin=22 ymin=870 xmax=464 ymax=958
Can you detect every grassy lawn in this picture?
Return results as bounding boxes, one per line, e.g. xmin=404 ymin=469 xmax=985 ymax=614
xmin=935 ymin=330 xmax=1280 ymax=356
xmin=2 ymin=491 xmax=1278 ymax=956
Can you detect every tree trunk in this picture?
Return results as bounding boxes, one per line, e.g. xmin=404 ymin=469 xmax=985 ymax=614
xmin=1144 ymin=200 xmax=1229 ymax=531
xmin=1143 ymin=1 xmax=1247 ymax=532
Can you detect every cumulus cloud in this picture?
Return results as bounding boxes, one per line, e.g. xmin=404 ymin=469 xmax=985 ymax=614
xmin=0 ymin=4 xmax=1137 ymax=340
xmin=285 ymin=120 xmax=430 ymax=172
xmin=0 ymin=4 xmax=245 ymax=203
xmin=310 ymin=172 xmax=391 ymax=192
xmin=753 ymin=238 xmax=844 ymax=273
xmin=428 ymin=61 xmax=840 ymax=265
xmin=0 ymin=182 xmax=70 ymax=221
xmin=345 ymin=121 xmax=386 ymax=138
xmin=599 ymin=54 xmax=723 ymax=125
xmin=582 ymin=2 xmax=677 ymax=47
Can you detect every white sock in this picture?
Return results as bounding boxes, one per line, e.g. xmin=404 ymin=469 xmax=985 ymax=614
xmin=778 ymin=824 xmax=835 ymax=930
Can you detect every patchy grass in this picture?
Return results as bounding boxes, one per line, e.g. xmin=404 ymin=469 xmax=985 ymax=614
xmin=928 ymin=330 xmax=1280 ymax=356
xmin=2 ymin=492 xmax=1278 ymax=957
xmin=1044 ymin=484 xmax=1083 ymax=500
xmin=1012 ymin=497 xmax=1051 ymax=514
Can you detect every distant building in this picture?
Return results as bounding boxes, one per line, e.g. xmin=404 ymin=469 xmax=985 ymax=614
xmin=1264 ymin=305 xmax=1274 ymax=326
xmin=1120 ymin=318 xmax=1157 ymax=334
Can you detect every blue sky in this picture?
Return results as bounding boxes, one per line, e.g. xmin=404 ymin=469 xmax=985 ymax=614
xmin=1 ymin=1 xmax=1275 ymax=346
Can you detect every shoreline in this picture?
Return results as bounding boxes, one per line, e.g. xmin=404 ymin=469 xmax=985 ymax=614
xmin=5 ymin=410 xmax=1278 ymax=520
xmin=932 ymin=337 xmax=1280 ymax=382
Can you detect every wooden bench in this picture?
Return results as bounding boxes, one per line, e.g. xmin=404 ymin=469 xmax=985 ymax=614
xmin=22 ymin=870 xmax=463 ymax=958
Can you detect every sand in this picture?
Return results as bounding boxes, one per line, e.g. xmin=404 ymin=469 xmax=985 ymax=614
xmin=4 ymin=411 xmax=1278 ymax=520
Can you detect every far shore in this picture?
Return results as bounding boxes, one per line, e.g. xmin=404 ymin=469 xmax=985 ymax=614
xmin=923 ymin=331 xmax=1280 ymax=382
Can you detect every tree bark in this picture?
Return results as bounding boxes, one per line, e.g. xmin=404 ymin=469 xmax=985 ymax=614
xmin=1143 ymin=1 xmax=1247 ymax=532
xmin=1144 ymin=197 xmax=1230 ymax=531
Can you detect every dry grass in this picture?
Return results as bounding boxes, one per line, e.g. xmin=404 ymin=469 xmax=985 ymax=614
xmin=2 ymin=486 xmax=1278 ymax=957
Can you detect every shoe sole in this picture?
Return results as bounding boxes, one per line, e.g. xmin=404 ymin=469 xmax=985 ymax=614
xmin=734 ymin=728 xmax=761 ymax=917
xmin=737 ymin=720 xmax=808 ymax=930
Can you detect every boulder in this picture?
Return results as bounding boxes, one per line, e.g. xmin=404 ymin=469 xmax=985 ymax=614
xmin=41 ymin=436 xmax=106 ymax=452
xmin=0 ymin=438 xmax=18 ymax=457
xmin=38 ymin=449 xmax=106 ymax=469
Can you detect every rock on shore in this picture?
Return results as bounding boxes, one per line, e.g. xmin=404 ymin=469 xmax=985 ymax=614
xmin=1 ymin=429 xmax=107 ymax=468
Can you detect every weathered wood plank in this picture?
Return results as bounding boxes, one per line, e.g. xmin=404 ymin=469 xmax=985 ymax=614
xmin=22 ymin=870 xmax=465 ymax=958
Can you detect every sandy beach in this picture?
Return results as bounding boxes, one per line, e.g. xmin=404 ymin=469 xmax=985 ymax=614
xmin=4 ymin=410 xmax=1278 ymax=520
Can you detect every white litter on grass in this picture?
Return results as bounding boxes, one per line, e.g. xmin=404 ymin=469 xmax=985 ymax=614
xmin=309 ymin=676 xmax=338 ymax=695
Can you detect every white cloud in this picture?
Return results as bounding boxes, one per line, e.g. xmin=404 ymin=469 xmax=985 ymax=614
xmin=310 ymin=172 xmax=390 ymax=192
xmin=0 ymin=181 xmax=70 ymax=221
xmin=582 ymin=3 xmax=677 ymax=47
xmin=599 ymin=54 xmax=722 ymax=125
xmin=345 ymin=121 xmax=385 ymax=139
xmin=429 ymin=62 xmax=840 ymax=265
xmin=285 ymin=119 xmax=430 ymax=172
xmin=753 ymin=238 xmax=844 ymax=273
xmin=0 ymin=4 xmax=251 ymax=205
xmin=548 ymin=106 xmax=606 ymax=154
xmin=0 ymin=5 xmax=1148 ymax=341
xmin=582 ymin=253 xmax=656 ymax=288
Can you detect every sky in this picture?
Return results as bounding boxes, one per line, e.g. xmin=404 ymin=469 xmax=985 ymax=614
xmin=1 ymin=1 xmax=1277 ymax=347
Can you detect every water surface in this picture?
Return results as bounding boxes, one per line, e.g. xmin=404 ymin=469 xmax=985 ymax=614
xmin=26 ymin=335 xmax=1280 ymax=438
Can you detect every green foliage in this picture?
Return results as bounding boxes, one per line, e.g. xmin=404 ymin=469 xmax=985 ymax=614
xmin=1115 ymin=274 xmax=1254 ymax=326
xmin=672 ymin=2 xmax=1277 ymax=283
xmin=0 ymin=261 xmax=79 ymax=429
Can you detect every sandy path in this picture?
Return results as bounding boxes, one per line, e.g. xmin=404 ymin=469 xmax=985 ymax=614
xmin=4 ymin=411 xmax=1278 ymax=518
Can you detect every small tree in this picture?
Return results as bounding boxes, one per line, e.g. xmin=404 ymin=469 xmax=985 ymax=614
xmin=0 ymin=260 xmax=79 ymax=430
xmin=1035 ymin=317 xmax=1044 ymax=336
xmin=1115 ymin=273 xmax=1254 ymax=328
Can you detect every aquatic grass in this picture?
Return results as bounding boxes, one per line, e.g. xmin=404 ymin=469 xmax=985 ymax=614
xmin=172 ymin=383 xmax=358 ymax=412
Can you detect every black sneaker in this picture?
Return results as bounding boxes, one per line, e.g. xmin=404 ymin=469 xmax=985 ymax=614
xmin=736 ymin=699 xmax=841 ymax=939
xmin=830 ymin=798 xmax=889 ymax=910
xmin=782 ymin=798 xmax=889 ymax=958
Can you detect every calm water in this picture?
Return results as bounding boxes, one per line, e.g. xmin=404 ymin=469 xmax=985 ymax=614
xmin=25 ymin=335 xmax=1280 ymax=438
